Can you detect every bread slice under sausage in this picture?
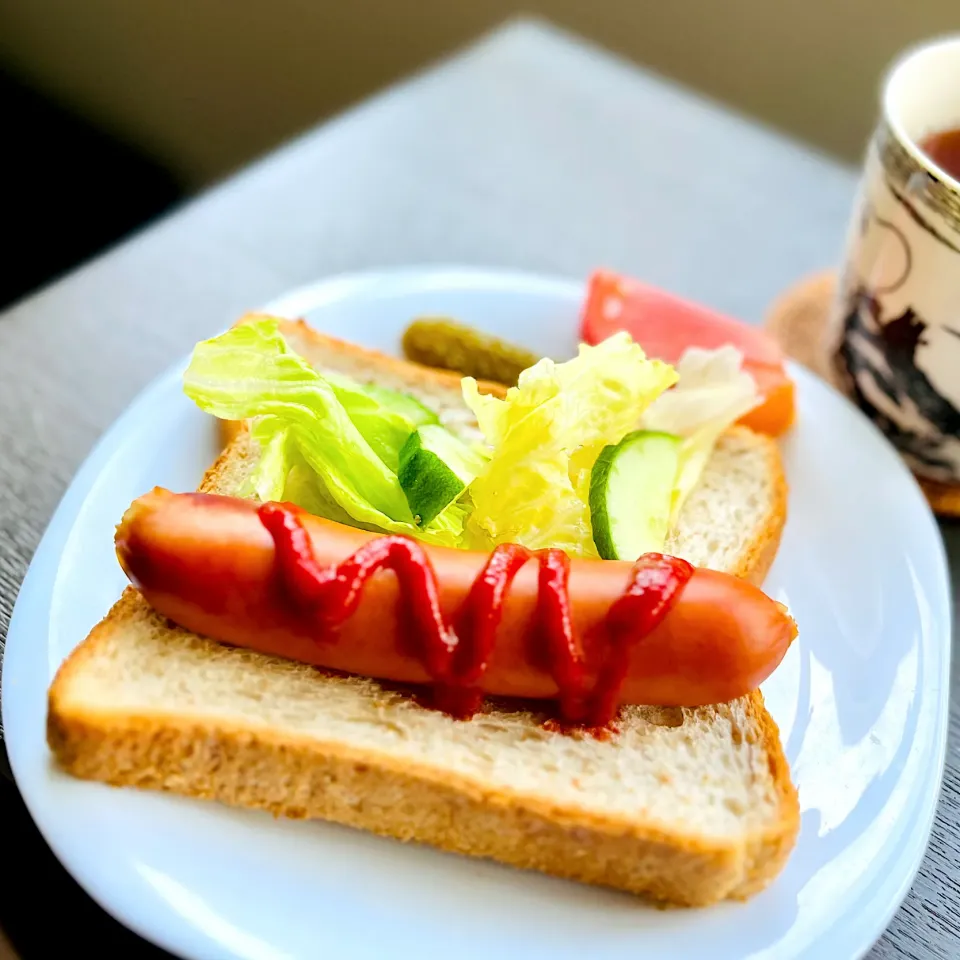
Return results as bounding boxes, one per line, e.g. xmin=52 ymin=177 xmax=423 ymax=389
xmin=47 ymin=319 xmax=798 ymax=907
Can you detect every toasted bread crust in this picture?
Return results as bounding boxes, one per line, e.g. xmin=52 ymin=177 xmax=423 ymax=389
xmin=722 ymin=425 xmax=788 ymax=586
xmin=730 ymin=689 xmax=798 ymax=899
xmin=47 ymin=323 xmax=799 ymax=907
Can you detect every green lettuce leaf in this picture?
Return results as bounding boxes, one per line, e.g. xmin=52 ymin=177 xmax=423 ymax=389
xmin=183 ymin=320 xmax=750 ymax=558
xmin=462 ymin=332 xmax=678 ymax=557
xmin=319 ymin=371 xmax=423 ymax=472
xmin=267 ymin=420 xmax=467 ymax=547
xmin=183 ymin=318 xmax=465 ymax=546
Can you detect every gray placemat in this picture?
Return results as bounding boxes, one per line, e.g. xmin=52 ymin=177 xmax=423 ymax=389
xmin=0 ymin=638 xmax=6 ymax=778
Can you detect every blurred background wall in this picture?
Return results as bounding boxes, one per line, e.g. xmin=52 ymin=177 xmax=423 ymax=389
xmin=1 ymin=1 xmax=958 ymax=309
xmin=1 ymin=0 xmax=958 ymax=189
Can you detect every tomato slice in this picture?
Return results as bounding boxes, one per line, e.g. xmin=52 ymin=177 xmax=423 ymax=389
xmin=739 ymin=363 xmax=795 ymax=436
xmin=580 ymin=269 xmax=795 ymax=436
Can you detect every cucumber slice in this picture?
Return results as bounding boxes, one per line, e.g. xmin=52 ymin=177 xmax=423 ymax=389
xmin=399 ymin=424 xmax=488 ymax=525
xmin=589 ymin=430 xmax=682 ymax=560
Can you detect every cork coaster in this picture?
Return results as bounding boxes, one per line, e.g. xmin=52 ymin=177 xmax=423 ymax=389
xmin=763 ymin=270 xmax=960 ymax=518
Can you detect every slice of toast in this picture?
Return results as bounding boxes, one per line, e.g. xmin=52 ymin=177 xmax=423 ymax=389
xmin=47 ymin=321 xmax=798 ymax=907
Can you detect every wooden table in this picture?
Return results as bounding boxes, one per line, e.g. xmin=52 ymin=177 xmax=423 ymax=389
xmin=0 ymin=18 xmax=957 ymax=959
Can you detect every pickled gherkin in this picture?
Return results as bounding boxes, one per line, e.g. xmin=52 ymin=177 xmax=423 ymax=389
xmin=402 ymin=317 xmax=541 ymax=387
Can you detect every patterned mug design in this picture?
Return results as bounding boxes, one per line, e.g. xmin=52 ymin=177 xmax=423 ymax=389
xmin=830 ymin=119 xmax=960 ymax=484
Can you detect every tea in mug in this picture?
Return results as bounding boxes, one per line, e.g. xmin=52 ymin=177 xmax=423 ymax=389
xmin=919 ymin=126 xmax=960 ymax=181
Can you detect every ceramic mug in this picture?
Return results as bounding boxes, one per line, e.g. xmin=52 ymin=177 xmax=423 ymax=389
xmin=828 ymin=35 xmax=960 ymax=484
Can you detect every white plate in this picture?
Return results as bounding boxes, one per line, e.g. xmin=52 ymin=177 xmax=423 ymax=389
xmin=2 ymin=267 xmax=951 ymax=960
